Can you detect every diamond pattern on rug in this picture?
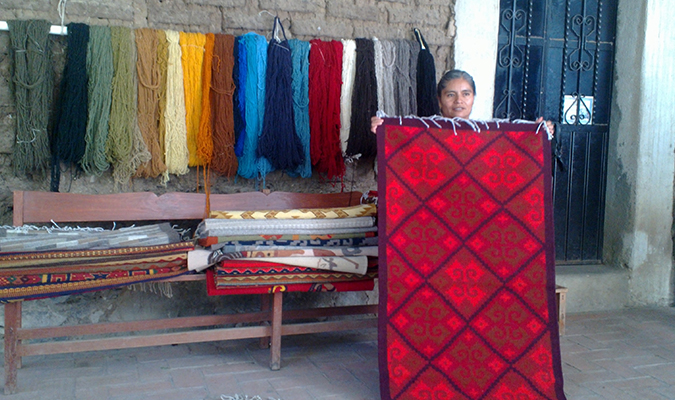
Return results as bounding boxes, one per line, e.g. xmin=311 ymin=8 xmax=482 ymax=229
xmin=429 ymin=248 xmax=502 ymax=319
xmin=383 ymin=177 xmax=423 ymax=234
xmin=428 ymin=173 xmax=500 ymax=239
xmin=437 ymin=330 xmax=509 ymax=397
xmin=466 ymin=136 xmax=541 ymax=203
xmin=377 ymin=118 xmax=566 ymax=400
xmin=389 ymin=208 xmax=461 ymax=276
xmin=466 ymin=211 xmax=542 ymax=280
xmin=388 ymin=131 xmax=461 ymax=199
xmin=390 ymin=286 xmax=464 ymax=358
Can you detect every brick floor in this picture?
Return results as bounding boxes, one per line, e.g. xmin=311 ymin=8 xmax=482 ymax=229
xmin=561 ymin=307 xmax=675 ymax=399
xmin=2 ymin=307 xmax=675 ymax=399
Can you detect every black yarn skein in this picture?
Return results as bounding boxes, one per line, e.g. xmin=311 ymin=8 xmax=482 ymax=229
xmin=346 ymin=38 xmax=378 ymax=159
xmin=50 ymin=23 xmax=89 ymax=191
xmin=415 ymin=29 xmax=439 ymax=117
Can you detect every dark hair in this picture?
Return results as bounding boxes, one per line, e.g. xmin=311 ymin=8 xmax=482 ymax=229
xmin=437 ymin=69 xmax=476 ymax=97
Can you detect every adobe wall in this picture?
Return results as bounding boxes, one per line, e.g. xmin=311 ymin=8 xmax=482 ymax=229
xmin=0 ymin=1 xmax=457 ymax=334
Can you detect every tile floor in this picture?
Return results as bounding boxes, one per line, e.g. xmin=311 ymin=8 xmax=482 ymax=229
xmin=1 ymin=307 xmax=675 ymax=399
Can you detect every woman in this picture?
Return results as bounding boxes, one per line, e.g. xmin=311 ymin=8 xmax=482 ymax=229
xmin=371 ymin=69 xmax=555 ymax=134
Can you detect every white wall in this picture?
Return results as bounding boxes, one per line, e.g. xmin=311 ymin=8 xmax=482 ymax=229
xmin=453 ymin=0 xmax=500 ymax=120
xmin=605 ymin=0 xmax=675 ymax=306
xmin=628 ymin=0 xmax=675 ymax=305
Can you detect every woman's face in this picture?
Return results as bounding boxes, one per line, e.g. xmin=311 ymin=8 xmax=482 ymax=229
xmin=438 ymin=78 xmax=475 ymax=119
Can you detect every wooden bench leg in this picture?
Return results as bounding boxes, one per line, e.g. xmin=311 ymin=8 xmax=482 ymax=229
xmin=269 ymin=291 xmax=283 ymax=370
xmin=556 ymin=285 xmax=568 ymax=336
xmin=4 ymin=301 xmax=22 ymax=395
xmin=259 ymin=294 xmax=271 ymax=349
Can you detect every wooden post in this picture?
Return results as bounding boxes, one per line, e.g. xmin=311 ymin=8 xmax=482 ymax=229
xmin=269 ymin=291 xmax=283 ymax=370
xmin=4 ymin=301 xmax=22 ymax=394
xmin=259 ymin=294 xmax=271 ymax=349
xmin=556 ymin=285 xmax=568 ymax=336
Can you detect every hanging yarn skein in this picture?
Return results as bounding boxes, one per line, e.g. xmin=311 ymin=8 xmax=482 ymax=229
xmin=196 ymin=33 xmax=215 ymax=168
xmin=180 ymin=32 xmax=206 ymax=167
xmin=308 ymin=39 xmax=344 ymax=181
xmin=257 ymin=17 xmax=304 ymax=172
xmin=287 ymin=38 xmax=311 ymax=178
xmin=163 ymin=30 xmax=190 ymax=178
xmin=81 ymin=25 xmax=113 ymax=176
xmin=51 ymin=23 xmax=89 ymax=191
xmin=393 ymin=39 xmax=414 ymax=116
xmin=210 ymin=33 xmax=238 ymax=177
xmin=135 ymin=28 xmax=167 ymax=179
xmin=233 ymin=36 xmax=247 ymax=158
xmin=107 ymin=26 xmax=135 ymax=185
xmin=128 ymin=28 xmax=153 ymax=179
xmin=373 ymin=37 xmax=385 ymax=116
xmin=378 ymin=39 xmax=397 ymax=116
xmin=155 ymin=30 xmax=169 ymax=179
xmin=407 ymin=39 xmax=420 ymax=114
xmin=415 ymin=29 xmax=439 ymax=117
xmin=346 ymin=38 xmax=377 ymax=159
xmin=340 ymin=39 xmax=356 ymax=155
xmin=107 ymin=26 xmax=150 ymax=188
xmin=7 ymin=19 xmax=52 ymax=175
xmin=237 ymin=32 xmax=271 ymax=181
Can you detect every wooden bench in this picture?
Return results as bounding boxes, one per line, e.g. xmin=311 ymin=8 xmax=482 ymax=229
xmin=3 ymin=190 xmax=378 ymax=394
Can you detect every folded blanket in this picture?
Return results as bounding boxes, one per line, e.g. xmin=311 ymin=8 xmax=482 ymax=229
xmin=189 ymin=246 xmax=371 ymax=273
xmin=0 ymin=223 xmax=181 ymax=253
xmin=207 ymin=245 xmax=378 ymax=256
xmin=196 ymin=216 xmax=376 ymax=237
xmin=209 ymin=203 xmax=376 ymax=219
xmin=199 ymin=233 xmax=378 ymax=248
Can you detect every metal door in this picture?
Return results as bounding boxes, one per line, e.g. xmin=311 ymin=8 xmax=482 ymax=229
xmin=493 ymin=0 xmax=618 ymax=263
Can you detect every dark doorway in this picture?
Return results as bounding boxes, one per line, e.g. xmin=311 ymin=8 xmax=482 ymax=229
xmin=493 ymin=0 xmax=618 ymax=264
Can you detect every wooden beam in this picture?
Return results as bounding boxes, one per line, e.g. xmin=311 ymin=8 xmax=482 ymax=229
xmin=280 ymin=318 xmax=378 ymax=336
xmin=19 ymin=325 xmax=272 ymax=357
xmin=17 ymin=312 xmax=271 ymax=340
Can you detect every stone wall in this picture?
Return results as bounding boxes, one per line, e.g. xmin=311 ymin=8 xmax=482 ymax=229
xmin=0 ymin=1 xmax=456 ymax=336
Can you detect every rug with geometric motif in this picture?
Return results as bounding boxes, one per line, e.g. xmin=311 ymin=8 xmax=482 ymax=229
xmin=376 ymin=118 xmax=566 ymax=399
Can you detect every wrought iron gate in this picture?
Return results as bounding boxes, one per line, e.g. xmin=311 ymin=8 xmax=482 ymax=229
xmin=493 ymin=0 xmax=618 ymax=263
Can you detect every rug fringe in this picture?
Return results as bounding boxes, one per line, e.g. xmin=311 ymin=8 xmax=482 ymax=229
xmin=127 ymin=281 xmax=174 ymax=298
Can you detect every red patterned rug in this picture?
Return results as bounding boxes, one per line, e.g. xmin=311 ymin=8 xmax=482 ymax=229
xmin=377 ymin=118 xmax=566 ymax=399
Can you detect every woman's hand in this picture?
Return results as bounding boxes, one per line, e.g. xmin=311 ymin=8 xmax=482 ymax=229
xmin=535 ymin=117 xmax=555 ymax=137
xmin=371 ymin=116 xmax=384 ymax=134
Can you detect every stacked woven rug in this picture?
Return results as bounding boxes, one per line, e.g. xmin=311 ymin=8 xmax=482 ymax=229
xmin=0 ymin=224 xmax=193 ymax=302
xmin=192 ymin=203 xmax=379 ymax=295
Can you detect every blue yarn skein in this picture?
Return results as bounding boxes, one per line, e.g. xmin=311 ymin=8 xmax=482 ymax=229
xmin=257 ymin=18 xmax=304 ymax=172
xmin=287 ymin=39 xmax=311 ymax=178
xmin=233 ymin=36 xmax=247 ymax=157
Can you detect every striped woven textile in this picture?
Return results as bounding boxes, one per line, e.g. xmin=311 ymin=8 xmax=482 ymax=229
xmin=198 ymin=232 xmax=377 ymax=247
xmin=0 ymin=242 xmax=193 ymax=303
